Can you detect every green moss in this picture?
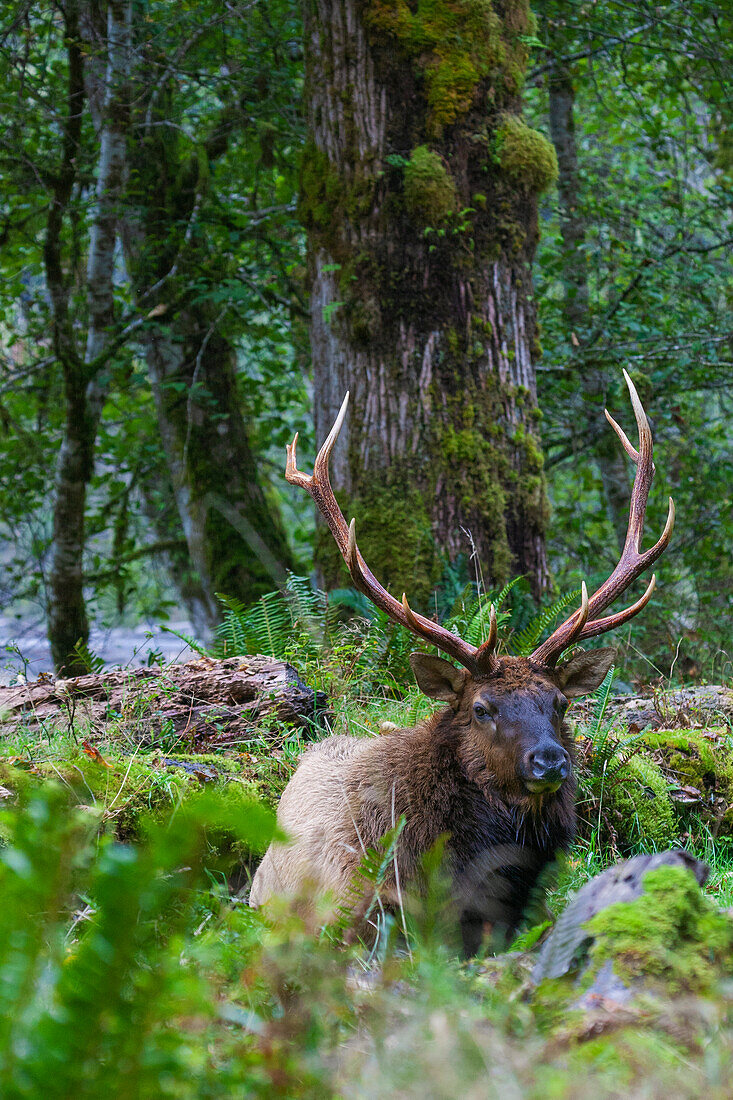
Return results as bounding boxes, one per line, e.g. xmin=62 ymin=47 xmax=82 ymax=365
xmin=558 ymin=1029 xmax=695 ymax=1091
xmin=298 ymin=141 xmax=375 ymax=247
xmin=403 ymin=145 xmax=458 ymax=225
xmin=496 ymin=114 xmax=558 ymax=194
xmin=317 ymin=480 xmax=439 ymax=606
xmin=365 ymin=0 xmax=529 ymax=137
xmin=642 ymin=729 xmax=733 ymax=837
xmin=606 ymin=754 xmax=679 ymax=851
xmin=0 ymin=751 xmax=263 ymax=853
xmin=586 ymin=865 xmax=733 ymax=992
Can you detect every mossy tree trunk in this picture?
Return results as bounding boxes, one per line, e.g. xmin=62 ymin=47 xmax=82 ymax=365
xmin=301 ymin=0 xmax=555 ymax=601
xmin=121 ymin=85 xmax=294 ymax=636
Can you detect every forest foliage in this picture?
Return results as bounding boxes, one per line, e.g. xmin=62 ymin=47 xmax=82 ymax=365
xmin=0 ymin=0 xmax=730 ymax=678
xmin=0 ymin=617 xmax=732 ymax=1095
xmin=1 ymin=6 xmax=732 ymax=1094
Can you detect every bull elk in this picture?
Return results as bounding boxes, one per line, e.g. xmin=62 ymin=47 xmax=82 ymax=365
xmin=250 ymin=370 xmax=674 ymax=954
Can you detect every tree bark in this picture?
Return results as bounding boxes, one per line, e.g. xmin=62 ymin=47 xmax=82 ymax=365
xmin=120 ymin=64 xmax=295 ymax=636
xmin=548 ymin=58 xmax=630 ymax=549
xmin=301 ymin=0 xmax=554 ymax=601
xmin=46 ymin=0 xmax=132 ymax=672
xmin=141 ymin=316 xmax=293 ymax=632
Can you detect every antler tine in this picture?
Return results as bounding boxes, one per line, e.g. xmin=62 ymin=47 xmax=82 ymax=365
xmin=604 ymin=407 xmax=656 ymax=474
xmin=563 ymin=580 xmax=590 ymax=648
xmin=287 ymin=395 xmax=484 ymax=671
xmin=604 ymin=409 xmax=637 ymax=462
xmin=313 ymin=391 xmax=350 ymax=481
xmin=623 ymin=368 xmax=653 ymax=554
xmin=472 ymin=603 xmax=500 ymax=669
xmin=285 ymin=432 xmax=310 ymax=489
xmin=578 ymin=574 xmax=657 ymax=641
xmin=531 ymin=372 xmax=674 ymax=667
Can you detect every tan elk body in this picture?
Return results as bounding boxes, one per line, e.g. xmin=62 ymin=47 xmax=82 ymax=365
xmin=250 ymin=372 xmax=674 ymax=953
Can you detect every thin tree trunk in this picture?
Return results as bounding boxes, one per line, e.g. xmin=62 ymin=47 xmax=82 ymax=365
xmin=302 ymin=0 xmax=554 ymax=601
xmin=137 ymin=466 xmax=217 ymax=640
xmin=548 ymin=58 xmax=630 ymax=549
xmin=141 ymin=317 xmax=292 ymax=633
xmin=119 ymin=72 xmax=294 ymax=633
xmin=46 ymin=0 xmax=131 ymax=672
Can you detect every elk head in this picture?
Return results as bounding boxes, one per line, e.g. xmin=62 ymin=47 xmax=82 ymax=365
xmin=286 ymin=371 xmax=674 ymax=798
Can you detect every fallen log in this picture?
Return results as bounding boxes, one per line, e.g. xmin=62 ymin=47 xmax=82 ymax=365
xmin=572 ymin=684 xmax=733 ymax=731
xmin=0 ymin=655 xmax=329 ymax=745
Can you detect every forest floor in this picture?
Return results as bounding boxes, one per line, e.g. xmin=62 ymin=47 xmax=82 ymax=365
xmin=1 ymin=653 xmax=733 ymax=1096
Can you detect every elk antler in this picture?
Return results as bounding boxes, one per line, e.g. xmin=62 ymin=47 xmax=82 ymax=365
xmin=530 ymin=370 xmax=675 ymax=667
xmin=285 ymin=393 xmax=499 ymax=674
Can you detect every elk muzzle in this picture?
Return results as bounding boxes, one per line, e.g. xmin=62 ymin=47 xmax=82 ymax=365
xmin=521 ymin=742 xmax=570 ymax=794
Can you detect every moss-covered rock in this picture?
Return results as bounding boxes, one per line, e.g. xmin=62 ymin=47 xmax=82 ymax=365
xmin=604 ymin=754 xmax=679 ymax=851
xmin=403 ymin=145 xmax=457 ymax=225
xmin=586 ymin=864 xmax=733 ymax=992
xmin=496 ymin=114 xmax=558 ymax=194
xmin=0 ymin=750 xmax=266 ymax=858
xmin=643 ymin=728 xmax=733 ymax=836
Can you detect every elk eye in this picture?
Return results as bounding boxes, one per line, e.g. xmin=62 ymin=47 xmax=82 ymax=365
xmin=473 ymin=703 xmax=492 ymax=720
xmin=554 ymin=697 xmax=568 ymax=715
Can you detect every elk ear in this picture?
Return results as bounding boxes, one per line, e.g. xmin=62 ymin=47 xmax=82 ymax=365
xmin=555 ymin=647 xmax=616 ymax=698
xmin=410 ymin=653 xmax=468 ymax=706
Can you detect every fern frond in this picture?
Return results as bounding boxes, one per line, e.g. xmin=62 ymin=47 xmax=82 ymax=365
xmin=588 ymin=666 xmax=616 ymax=740
xmin=509 ymin=587 xmax=581 ymax=656
xmin=490 ymin=575 xmax=523 ymax=611
xmin=214 ymin=589 xmax=291 ymax=657
xmin=328 ymin=587 xmax=374 ymax=618
xmin=444 ymin=595 xmax=511 ymax=647
xmin=70 ymin=640 xmax=105 ymax=674
xmin=285 ymin=573 xmax=328 ymax=648
xmin=160 ymin=626 xmax=209 ymax=658
xmin=335 ymin=818 xmax=406 ymax=933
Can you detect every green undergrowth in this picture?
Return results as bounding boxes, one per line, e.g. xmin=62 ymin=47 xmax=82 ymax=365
xmin=575 ymin=722 xmax=733 ymax=857
xmin=2 ymin=785 xmax=733 ymax=1097
xmin=2 ymin=603 xmax=733 ymax=1094
xmin=0 ymin=738 xmax=268 ymax=858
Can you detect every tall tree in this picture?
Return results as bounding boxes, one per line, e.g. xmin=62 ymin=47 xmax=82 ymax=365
xmin=118 ymin=3 xmax=298 ymax=634
xmin=301 ymin=0 xmax=557 ymax=601
xmin=45 ymin=0 xmax=131 ymax=669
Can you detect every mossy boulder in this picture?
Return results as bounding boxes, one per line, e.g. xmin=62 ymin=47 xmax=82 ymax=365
xmin=643 ymin=729 xmax=733 ymax=836
xmin=533 ymin=851 xmax=731 ymax=1034
xmin=604 ymin=754 xmax=679 ymax=852
xmin=496 ymin=114 xmax=558 ymax=194
xmin=587 ymin=864 xmax=733 ymax=992
xmin=403 ymin=145 xmax=457 ymax=225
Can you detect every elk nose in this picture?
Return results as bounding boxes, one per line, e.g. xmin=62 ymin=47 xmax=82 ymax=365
xmin=528 ymin=747 xmax=569 ymax=782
